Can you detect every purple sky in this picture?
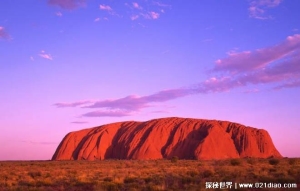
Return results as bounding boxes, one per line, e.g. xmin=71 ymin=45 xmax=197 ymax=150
xmin=1 ymin=0 xmax=299 ymax=160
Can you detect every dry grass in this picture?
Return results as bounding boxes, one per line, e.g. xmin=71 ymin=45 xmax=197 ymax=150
xmin=0 ymin=158 xmax=299 ymax=191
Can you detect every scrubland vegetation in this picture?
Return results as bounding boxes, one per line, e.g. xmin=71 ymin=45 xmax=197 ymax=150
xmin=0 ymin=158 xmax=299 ymax=191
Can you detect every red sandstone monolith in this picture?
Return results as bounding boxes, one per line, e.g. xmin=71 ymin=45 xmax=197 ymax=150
xmin=52 ymin=117 xmax=282 ymax=160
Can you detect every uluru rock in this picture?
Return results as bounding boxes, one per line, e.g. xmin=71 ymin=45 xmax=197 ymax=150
xmin=52 ymin=117 xmax=282 ymax=160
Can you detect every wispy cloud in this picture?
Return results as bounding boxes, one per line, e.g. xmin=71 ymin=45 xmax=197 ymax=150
xmin=94 ymin=17 xmax=108 ymax=22
xmin=48 ymin=0 xmax=86 ymax=10
xmin=213 ymin=34 xmax=300 ymax=73
xmin=99 ymin=4 xmax=118 ymax=16
xmin=56 ymin=12 xmax=63 ymax=17
xmin=274 ymin=80 xmax=300 ymax=90
xmin=153 ymin=1 xmax=172 ymax=8
xmin=141 ymin=12 xmax=160 ymax=20
xmin=0 ymin=26 xmax=10 ymax=40
xmin=124 ymin=1 xmax=171 ymax=21
xmin=132 ymin=2 xmax=142 ymax=10
xmin=131 ymin=15 xmax=139 ymax=21
xmin=254 ymin=0 xmax=282 ymax=7
xmin=243 ymin=88 xmax=259 ymax=93
xmin=83 ymin=89 xmax=191 ymax=111
xmin=55 ymin=34 xmax=300 ymax=117
xmin=248 ymin=6 xmax=268 ymax=20
xmin=149 ymin=11 xmax=160 ymax=19
xmin=39 ymin=50 xmax=53 ymax=60
xmin=21 ymin=140 xmax=58 ymax=145
xmin=71 ymin=121 xmax=89 ymax=124
xmin=54 ymin=100 xmax=93 ymax=107
xmin=209 ymin=35 xmax=300 ymax=91
xmin=151 ymin=110 xmax=170 ymax=114
xmin=55 ymin=88 xmax=193 ymax=117
xmin=248 ymin=0 xmax=282 ymax=19
xmin=99 ymin=4 xmax=112 ymax=11
xmin=82 ymin=110 xmax=132 ymax=117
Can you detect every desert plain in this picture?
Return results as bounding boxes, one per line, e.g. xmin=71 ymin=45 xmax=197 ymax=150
xmin=1 ymin=158 xmax=299 ymax=191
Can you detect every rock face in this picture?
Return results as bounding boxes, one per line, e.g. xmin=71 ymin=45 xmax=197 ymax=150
xmin=52 ymin=117 xmax=282 ymax=160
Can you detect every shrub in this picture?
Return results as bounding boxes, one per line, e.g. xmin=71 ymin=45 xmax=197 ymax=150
xmin=246 ymin=158 xmax=255 ymax=165
xmin=144 ymin=177 xmax=153 ymax=184
xmin=18 ymin=180 xmax=35 ymax=187
xmin=230 ymin=159 xmax=241 ymax=166
xmin=269 ymin=158 xmax=280 ymax=165
xmin=186 ymin=170 xmax=198 ymax=177
xmin=170 ymin=156 xmax=179 ymax=163
xmin=124 ymin=177 xmax=139 ymax=184
xmin=27 ymin=171 xmax=42 ymax=178
xmin=101 ymin=182 xmax=120 ymax=191
xmin=288 ymin=158 xmax=297 ymax=165
xmin=202 ymin=169 xmax=213 ymax=178
xmin=103 ymin=177 xmax=113 ymax=182
xmin=145 ymin=185 xmax=160 ymax=191
xmin=288 ymin=169 xmax=297 ymax=176
xmin=277 ymin=177 xmax=296 ymax=184
xmin=181 ymin=176 xmax=193 ymax=185
xmin=258 ymin=175 xmax=274 ymax=182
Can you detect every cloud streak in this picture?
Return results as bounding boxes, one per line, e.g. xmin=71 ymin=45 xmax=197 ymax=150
xmin=213 ymin=34 xmax=300 ymax=73
xmin=39 ymin=50 xmax=53 ymax=60
xmin=21 ymin=140 xmax=58 ymax=145
xmin=71 ymin=121 xmax=89 ymax=124
xmin=54 ymin=100 xmax=93 ymax=107
xmin=48 ymin=0 xmax=86 ymax=10
xmin=99 ymin=4 xmax=112 ymax=11
xmin=55 ymin=34 xmax=300 ymax=117
xmin=131 ymin=15 xmax=139 ymax=20
xmin=149 ymin=12 xmax=160 ymax=19
xmin=0 ymin=26 xmax=10 ymax=40
xmin=132 ymin=2 xmax=142 ymax=10
xmin=126 ymin=1 xmax=168 ymax=21
xmin=248 ymin=0 xmax=282 ymax=19
xmin=56 ymin=12 xmax=63 ymax=17
xmin=274 ymin=80 xmax=300 ymax=90
xmin=140 ymin=12 xmax=160 ymax=20
xmin=82 ymin=110 xmax=131 ymax=117
xmin=153 ymin=1 xmax=172 ymax=8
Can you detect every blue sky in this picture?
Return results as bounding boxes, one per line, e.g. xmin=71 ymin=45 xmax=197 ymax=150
xmin=0 ymin=0 xmax=300 ymax=160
